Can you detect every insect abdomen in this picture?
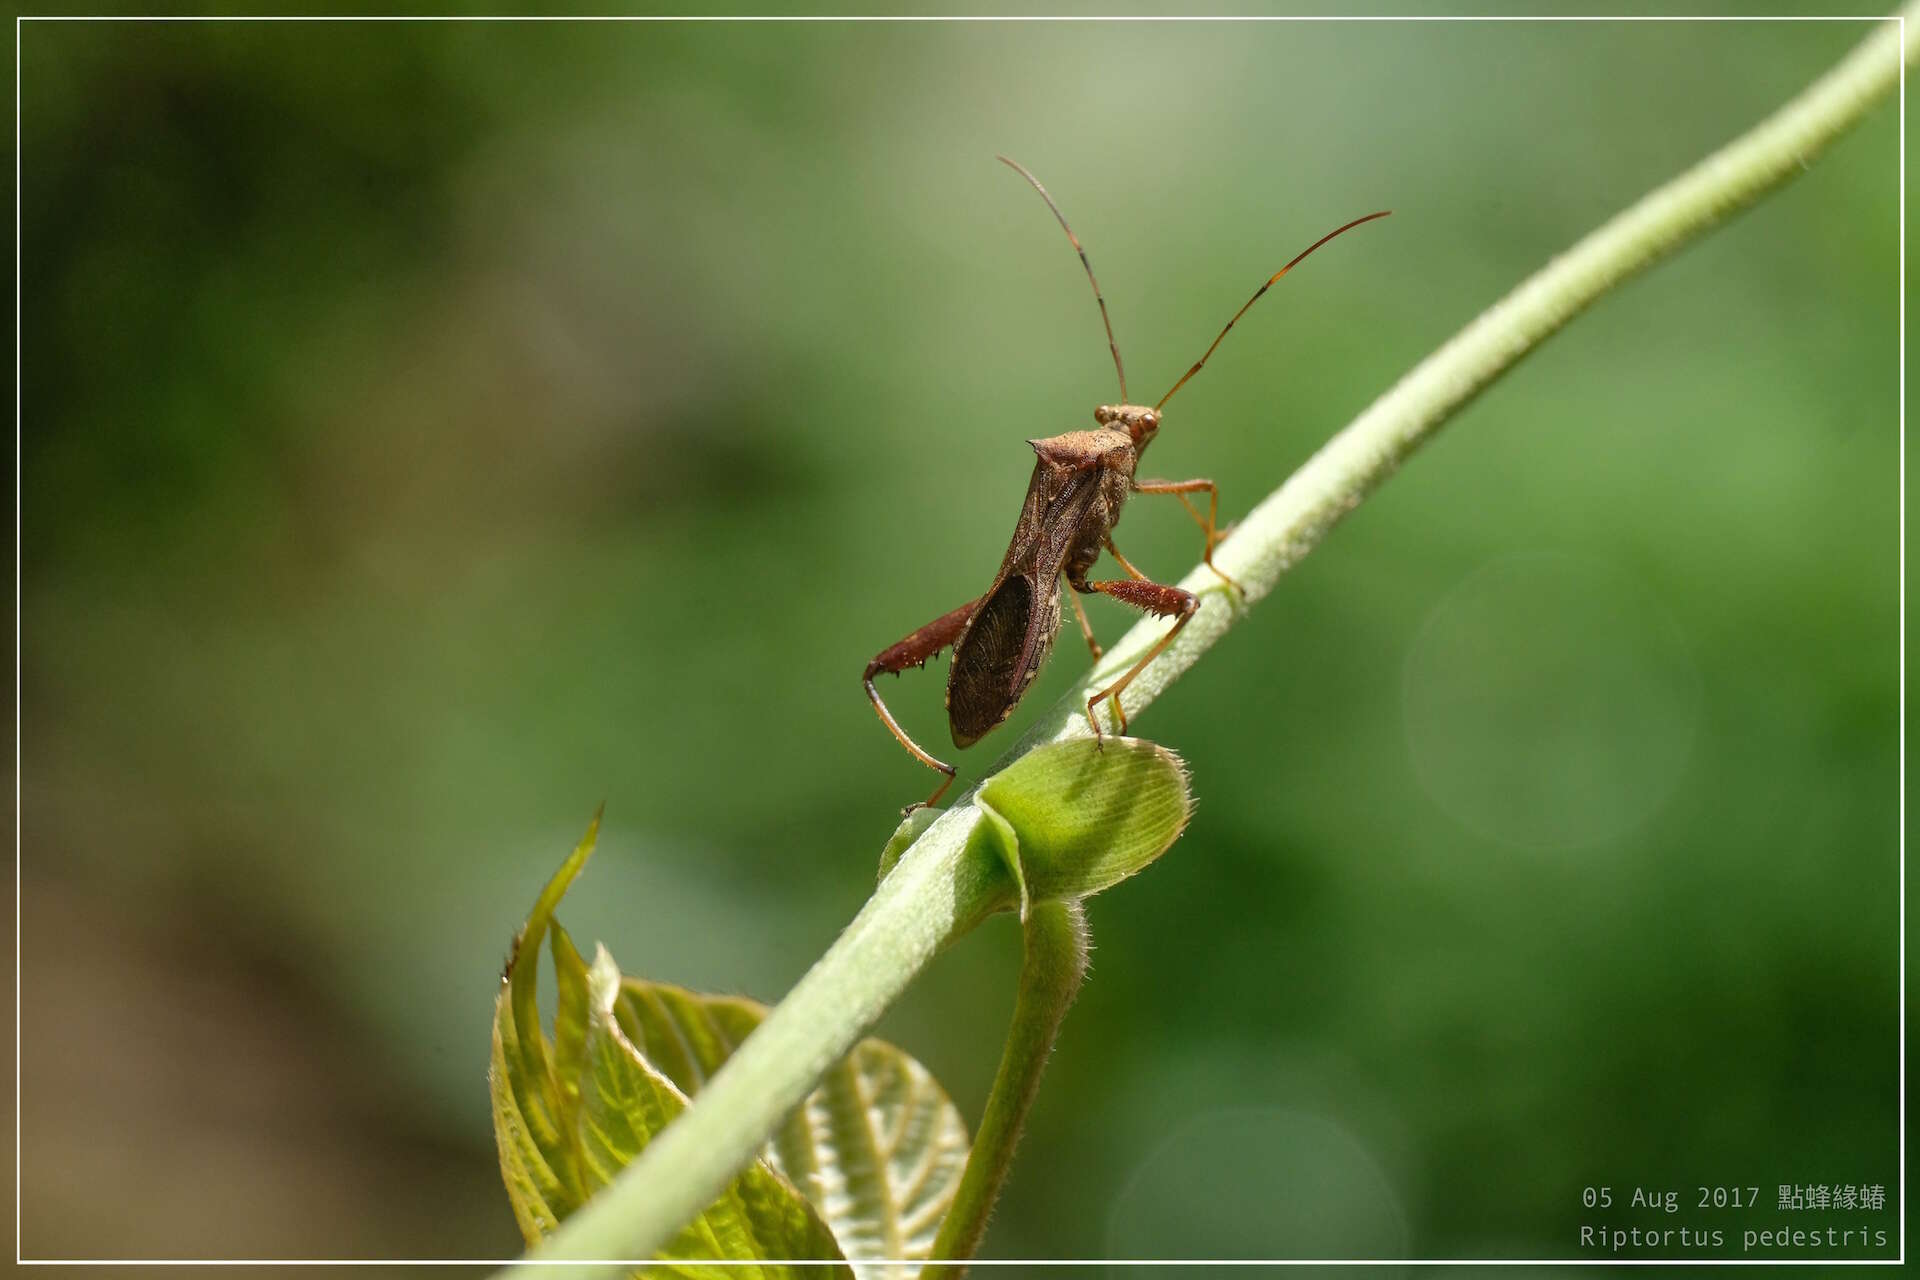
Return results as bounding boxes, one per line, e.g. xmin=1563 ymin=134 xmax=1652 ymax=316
xmin=946 ymin=574 xmax=1061 ymax=748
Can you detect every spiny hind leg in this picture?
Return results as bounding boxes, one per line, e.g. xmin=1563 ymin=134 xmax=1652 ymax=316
xmin=1080 ymin=573 xmax=1199 ymax=740
xmin=864 ymin=597 xmax=978 ymax=810
xmin=1134 ymin=476 xmax=1241 ymax=594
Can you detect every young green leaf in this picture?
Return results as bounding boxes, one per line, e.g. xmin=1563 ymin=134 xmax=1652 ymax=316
xmin=549 ymin=921 xmax=592 ymax=1111
xmin=493 ymin=813 xmax=968 ymax=1279
xmin=580 ymin=950 xmax=847 ymax=1278
xmin=876 ymin=806 xmax=940 ymax=885
xmin=490 ymin=814 xmax=847 ymax=1274
xmin=617 ymin=976 xmax=971 ymax=1280
xmin=971 ymin=737 xmax=1192 ymax=907
xmin=491 ymin=810 xmax=602 ymax=1239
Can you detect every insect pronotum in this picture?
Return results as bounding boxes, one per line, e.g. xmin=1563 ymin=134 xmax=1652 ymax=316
xmin=864 ymin=157 xmax=1389 ymax=809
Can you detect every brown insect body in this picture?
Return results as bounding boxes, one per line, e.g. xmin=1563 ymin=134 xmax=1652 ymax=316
xmin=947 ymin=413 xmax=1153 ymax=747
xmin=863 ymin=158 xmax=1388 ymax=810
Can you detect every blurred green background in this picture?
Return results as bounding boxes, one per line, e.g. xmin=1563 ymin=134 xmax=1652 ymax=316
xmin=16 ymin=12 xmax=1901 ymax=1264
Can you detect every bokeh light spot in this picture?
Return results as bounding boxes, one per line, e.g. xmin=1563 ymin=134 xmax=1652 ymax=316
xmin=1402 ymin=551 xmax=1700 ymax=851
xmin=1105 ymin=1107 xmax=1409 ymax=1263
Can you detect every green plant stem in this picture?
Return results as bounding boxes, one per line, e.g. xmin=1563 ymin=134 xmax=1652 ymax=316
xmin=518 ymin=804 xmax=1009 ymax=1277
xmin=504 ymin=14 xmax=1911 ymax=1276
xmin=924 ymin=899 xmax=1090 ymax=1278
xmin=985 ymin=7 xmax=1916 ymax=767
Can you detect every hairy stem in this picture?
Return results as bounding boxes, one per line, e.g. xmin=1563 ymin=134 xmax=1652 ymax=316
xmin=504 ymin=13 xmax=1912 ymax=1275
xmin=989 ymin=8 xmax=1915 ymax=764
xmin=924 ymin=899 xmax=1090 ymax=1277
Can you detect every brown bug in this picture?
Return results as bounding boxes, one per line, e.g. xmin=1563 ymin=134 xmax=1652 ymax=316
xmin=865 ymin=157 xmax=1388 ymax=809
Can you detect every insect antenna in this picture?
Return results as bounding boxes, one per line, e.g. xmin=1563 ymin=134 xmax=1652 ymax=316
xmin=997 ymin=155 xmax=1128 ymax=403
xmin=1156 ymin=210 xmax=1392 ymax=411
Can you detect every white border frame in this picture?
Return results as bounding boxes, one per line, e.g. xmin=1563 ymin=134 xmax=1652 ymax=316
xmin=11 ymin=10 xmax=1904 ymax=1274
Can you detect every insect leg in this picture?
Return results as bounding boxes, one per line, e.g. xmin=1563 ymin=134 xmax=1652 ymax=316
xmin=1080 ymin=575 xmax=1199 ymax=739
xmin=1101 ymin=536 xmax=1152 ymax=583
xmin=1133 ymin=477 xmax=1242 ymax=593
xmin=1063 ymin=573 xmax=1103 ymax=661
xmin=865 ymin=598 xmax=979 ymax=809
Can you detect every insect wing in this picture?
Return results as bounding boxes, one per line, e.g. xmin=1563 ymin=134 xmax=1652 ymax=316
xmin=947 ymin=572 xmax=1054 ymax=747
xmin=946 ymin=471 xmax=1100 ymax=747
